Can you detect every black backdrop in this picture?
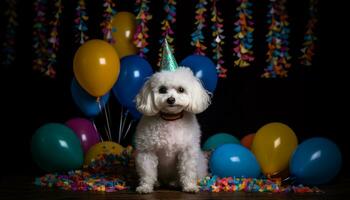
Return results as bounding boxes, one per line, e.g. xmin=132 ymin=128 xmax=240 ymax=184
xmin=1 ymin=0 xmax=348 ymax=177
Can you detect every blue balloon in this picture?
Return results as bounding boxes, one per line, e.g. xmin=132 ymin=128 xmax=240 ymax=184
xmin=210 ymin=144 xmax=261 ymax=178
xmin=127 ymin=106 xmax=142 ymax=120
xmin=71 ymin=79 xmax=110 ymax=118
xmin=179 ymin=55 xmax=218 ymax=93
xmin=202 ymin=133 xmax=240 ymax=151
xmin=290 ymin=137 xmax=342 ymax=185
xmin=113 ymin=55 xmax=153 ymax=109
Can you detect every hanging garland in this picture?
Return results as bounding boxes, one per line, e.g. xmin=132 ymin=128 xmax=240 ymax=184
xmin=1 ymin=0 xmax=18 ymax=68
xmin=233 ymin=0 xmax=255 ymax=68
xmin=190 ymin=0 xmax=208 ymax=56
xmin=32 ymin=0 xmax=48 ymax=74
xmin=101 ymin=0 xmax=116 ymax=44
xmin=299 ymin=0 xmax=318 ymax=66
xmin=262 ymin=0 xmax=291 ymax=78
xmin=46 ymin=0 xmax=64 ymax=78
xmin=210 ymin=0 xmax=227 ymax=78
xmin=157 ymin=0 xmax=177 ymax=67
xmin=134 ymin=0 xmax=152 ymax=58
xmin=74 ymin=0 xmax=89 ymax=45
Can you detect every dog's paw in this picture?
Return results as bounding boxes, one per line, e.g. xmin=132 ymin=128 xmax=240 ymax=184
xmin=136 ymin=184 xmax=154 ymax=194
xmin=182 ymin=184 xmax=199 ymax=193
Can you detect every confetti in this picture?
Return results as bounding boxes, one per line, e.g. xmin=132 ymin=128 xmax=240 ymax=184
xmin=191 ymin=0 xmax=208 ymax=56
xmin=74 ymin=0 xmax=89 ymax=44
xmin=101 ymin=0 xmax=116 ymax=44
xmin=134 ymin=0 xmax=152 ymax=58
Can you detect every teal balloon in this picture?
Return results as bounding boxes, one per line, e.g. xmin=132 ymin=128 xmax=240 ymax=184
xmin=203 ymin=133 xmax=240 ymax=151
xmin=31 ymin=123 xmax=84 ymax=172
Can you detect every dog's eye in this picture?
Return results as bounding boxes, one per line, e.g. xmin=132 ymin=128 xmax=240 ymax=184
xmin=178 ymin=87 xmax=185 ymax=93
xmin=159 ymin=86 xmax=167 ymax=94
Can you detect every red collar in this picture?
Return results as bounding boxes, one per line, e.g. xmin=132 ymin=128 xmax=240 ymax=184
xmin=160 ymin=111 xmax=184 ymax=121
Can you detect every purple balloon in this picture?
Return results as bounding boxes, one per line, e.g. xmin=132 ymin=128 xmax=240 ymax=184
xmin=66 ymin=118 xmax=101 ymax=153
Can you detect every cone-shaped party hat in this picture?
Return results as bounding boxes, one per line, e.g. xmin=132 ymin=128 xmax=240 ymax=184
xmin=160 ymin=39 xmax=178 ymax=71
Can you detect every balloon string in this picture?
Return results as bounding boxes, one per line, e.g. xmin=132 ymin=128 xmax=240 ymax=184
xmin=123 ymin=120 xmax=134 ymax=139
xmin=105 ymin=100 xmax=113 ymax=140
xmin=118 ymin=106 xmax=124 ymax=143
xmin=92 ymin=120 xmax=103 ymax=142
xmin=98 ymin=100 xmax=111 ymax=141
xmin=121 ymin=110 xmax=129 ymax=137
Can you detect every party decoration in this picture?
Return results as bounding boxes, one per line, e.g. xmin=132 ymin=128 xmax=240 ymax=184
xmin=262 ymin=0 xmax=291 ymax=78
xmin=45 ymin=0 xmax=64 ymax=78
xmin=198 ymin=176 xmax=322 ymax=193
xmin=1 ymin=0 xmax=18 ymax=67
xmin=299 ymin=0 xmax=318 ymax=66
xmin=73 ymin=39 xmax=120 ymax=97
xmin=160 ymin=39 xmax=178 ymax=71
xmin=157 ymin=0 xmax=177 ymax=67
xmin=233 ymin=0 xmax=255 ymax=68
xmin=101 ymin=0 xmax=116 ymax=44
xmin=203 ymin=133 xmax=240 ymax=151
xmin=190 ymin=0 xmax=208 ymax=56
xmin=290 ymin=137 xmax=342 ymax=185
xmin=32 ymin=0 xmax=48 ymax=74
xmin=134 ymin=0 xmax=152 ymax=57
xmin=210 ymin=144 xmax=261 ymax=178
xmin=180 ymin=55 xmax=218 ymax=93
xmin=74 ymin=0 xmax=89 ymax=44
xmin=210 ymin=0 xmax=227 ymax=78
xmin=111 ymin=12 xmax=138 ymax=58
xmin=240 ymin=133 xmax=255 ymax=149
xmin=31 ymin=123 xmax=84 ymax=172
xmin=251 ymin=122 xmax=298 ymax=177
xmin=71 ymin=79 xmax=110 ymax=118
xmin=112 ymin=55 xmax=153 ymax=109
xmin=84 ymin=141 xmax=124 ymax=165
xmin=66 ymin=118 xmax=101 ymax=153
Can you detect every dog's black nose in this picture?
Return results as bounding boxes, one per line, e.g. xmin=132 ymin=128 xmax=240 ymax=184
xmin=167 ymin=97 xmax=176 ymax=105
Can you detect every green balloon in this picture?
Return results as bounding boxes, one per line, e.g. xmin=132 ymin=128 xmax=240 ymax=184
xmin=31 ymin=123 xmax=84 ymax=172
xmin=202 ymin=133 xmax=240 ymax=151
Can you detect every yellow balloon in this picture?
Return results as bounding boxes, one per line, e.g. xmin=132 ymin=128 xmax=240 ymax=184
xmin=251 ymin=122 xmax=298 ymax=176
xmin=84 ymin=141 xmax=124 ymax=165
xmin=73 ymin=39 xmax=120 ymax=97
xmin=111 ymin=12 xmax=138 ymax=58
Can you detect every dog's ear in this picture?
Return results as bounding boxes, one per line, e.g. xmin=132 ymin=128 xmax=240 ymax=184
xmin=135 ymin=79 xmax=159 ymax=116
xmin=186 ymin=78 xmax=211 ymax=114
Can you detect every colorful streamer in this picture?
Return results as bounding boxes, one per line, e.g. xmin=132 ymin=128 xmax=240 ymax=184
xmin=158 ymin=0 xmax=177 ymax=67
xmin=134 ymin=0 xmax=152 ymax=58
xmin=233 ymin=0 xmax=255 ymax=68
xmin=32 ymin=0 xmax=48 ymax=74
xmin=210 ymin=0 xmax=227 ymax=78
xmin=74 ymin=0 xmax=89 ymax=44
xmin=262 ymin=0 xmax=291 ymax=78
xmin=101 ymin=0 xmax=116 ymax=44
xmin=299 ymin=0 xmax=318 ymax=66
xmin=191 ymin=0 xmax=208 ymax=56
xmin=1 ymin=0 xmax=18 ymax=67
xmin=46 ymin=0 xmax=64 ymax=78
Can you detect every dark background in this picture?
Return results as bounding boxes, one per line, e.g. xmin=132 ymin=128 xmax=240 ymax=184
xmin=1 ymin=0 xmax=347 ymax=178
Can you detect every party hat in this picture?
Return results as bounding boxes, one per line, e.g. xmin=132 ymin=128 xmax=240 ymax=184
xmin=160 ymin=39 xmax=178 ymax=71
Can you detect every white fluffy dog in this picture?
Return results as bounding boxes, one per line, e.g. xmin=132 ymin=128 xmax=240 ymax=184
xmin=134 ymin=67 xmax=211 ymax=193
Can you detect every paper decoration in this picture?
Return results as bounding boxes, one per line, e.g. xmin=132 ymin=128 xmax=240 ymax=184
xmin=191 ymin=0 xmax=208 ymax=56
xmin=233 ymin=0 xmax=255 ymax=68
xmin=101 ymin=0 xmax=116 ymax=44
xmin=134 ymin=0 xmax=152 ymax=58
xmin=299 ymin=0 xmax=318 ymax=66
xmin=75 ymin=0 xmax=89 ymax=44
xmin=210 ymin=0 xmax=227 ymax=78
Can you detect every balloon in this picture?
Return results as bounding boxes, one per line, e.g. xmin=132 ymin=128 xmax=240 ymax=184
xmin=241 ymin=133 xmax=255 ymax=149
xmin=210 ymin=144 xmax=261 ymax=178
xmin=112 ymin=55 xmax=153 ymax=109
xmin=84 ymin=141 xmax=124 ymax=165
xmin=179 ymin=55 xmax=218 ymax=93
xmin=111 ymin=12 xmax=138 ymax=58
xmin=202 ymin=133 xmax=240 ymax=151
xmin=127 ymin=106 xmax=142 ymax=120
xmin=31 ymin=123 xmax=84 ymax=172
xmin=73 ymin=39 xmax=120 ymax=97
xmin=290 ymin=137 xmax=342 ymax=185
xmin=66 ymin=118 xmax=101 ymax=154
xmin=251 ymin=122 xmax=298 ymax=176
xmin=71 ymin=79 xmax=110 ymax=118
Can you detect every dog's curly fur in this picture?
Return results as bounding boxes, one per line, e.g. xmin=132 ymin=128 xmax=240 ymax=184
xmin=134 ymin=67 xmax=211 ymax=193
